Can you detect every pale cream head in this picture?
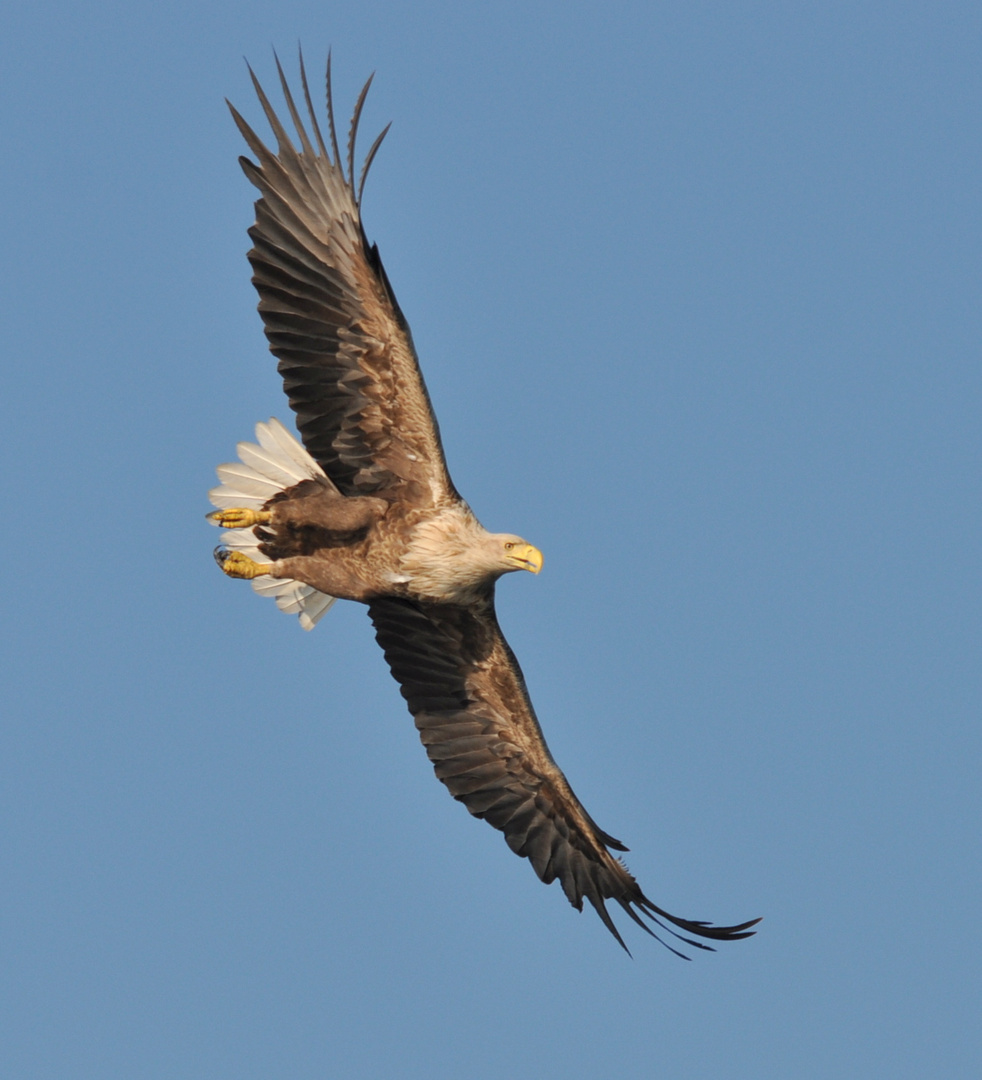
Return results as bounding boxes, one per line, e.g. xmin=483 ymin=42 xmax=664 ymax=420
xmin=487 ymin=533 xmax=544 ymax=576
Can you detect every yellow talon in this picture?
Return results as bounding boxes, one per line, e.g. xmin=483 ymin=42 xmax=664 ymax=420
xmin=214 ymin=549 xmax=273 ymax=579
xmin=206 ymin=508 xmax=272 ymax=528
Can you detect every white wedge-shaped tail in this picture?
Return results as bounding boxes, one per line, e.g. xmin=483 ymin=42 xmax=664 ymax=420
xmin=208 ymin=418 xmax=337 ymax=630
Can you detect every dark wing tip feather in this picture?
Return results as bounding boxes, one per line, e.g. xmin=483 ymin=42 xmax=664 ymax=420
xmin=297 ymin=44 xmax=329 ymax=159
xmin=273 ymin=47 xmax=315 ymax=156
xmin=577 ymin=872 xmax=759 ymax=958
xmin=246 ymin=61 xmax=297 ymax=158
xmin=615 ymin=900 xmax=695 ymax=960
xmin=325 ymin=50 xmax=342 ymax=170
xmin=637 ymin=896 xmax=762 ymax=945
xmin=588 ymin=894 xmax=632 ymax=955
xmin=347 ymin=72 xmax=376 ymax=191
xmin=357 ymin=121 xmax=392 ymax=207
xmin=226 ymin=99 xmax=267 ymax=161
xmin=589 ymin=890 xmax=760 ymax=958
xmin=238 ymin=52 xmax=391 ymax=209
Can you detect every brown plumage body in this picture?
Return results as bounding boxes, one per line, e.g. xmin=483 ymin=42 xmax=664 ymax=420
xmin=258 ymin=481 xmax=531 ymax=606
xmin=209 ymin=52 xmax=759 ymax=954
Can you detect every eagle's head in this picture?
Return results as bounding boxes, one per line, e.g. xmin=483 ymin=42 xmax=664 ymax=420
xmin=401 ymin=512 xmax=543 ymax=602
xmin=487 ymin=534 xmax=544 ymax=576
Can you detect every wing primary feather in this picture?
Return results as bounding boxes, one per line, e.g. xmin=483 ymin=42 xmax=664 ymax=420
xmin=639 ymin=898 xmax=763 ymax=941
xmin=630 ymin=905 xmax=717 ymax=952
xmin=325 ymin=50 xmax=343 ymax=172
xmin=357 ymin=121 xmax=392 ymax=208
xmin=273 ymin=48 xmax=315 ymax=156
xmin=297 ymin=45 xmax=329 ymax=159
xmin=614 ymin=898 xmax=717 ymax=958
xmin=587 ymin=895 xmax=631 ymax=955
xmin=347 ymin=72 xmax=376 ymax=191
xmin=246 ymin=63 xmax=297 ymax=157
xmin=625 ymin=917 xmax=693 ymax=960
xmin=227 ymin=101 xmax=274 ymax=165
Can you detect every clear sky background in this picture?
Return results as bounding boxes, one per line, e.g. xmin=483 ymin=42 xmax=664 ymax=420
xmin=3 ymin=2 xmax=980 ymax=1077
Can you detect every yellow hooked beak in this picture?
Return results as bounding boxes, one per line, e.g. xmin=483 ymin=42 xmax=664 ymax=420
xmin=508 ymin=543 xmax=543 ymax=574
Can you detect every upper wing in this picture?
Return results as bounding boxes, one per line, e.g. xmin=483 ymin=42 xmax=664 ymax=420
xmin=368 ymin=595 xmax=760 ymax=954
xmin=229 ymin=53 xmax=456 ymax=503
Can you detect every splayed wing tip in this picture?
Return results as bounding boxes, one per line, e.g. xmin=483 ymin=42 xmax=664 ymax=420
xmin=638 ymin=895 xmax=763 ymax=943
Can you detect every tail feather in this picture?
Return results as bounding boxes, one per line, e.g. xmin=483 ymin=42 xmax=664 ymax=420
xmin=236 ymin=440 xmax=310 ymax=489
xmin=211 ymin=463 xmax=283 ymax=506
xmin=208 ymin=419 xmax=337 ymax=630
xmin=257 ymin=416 xmax=334 ymax=480
xmin=252 ymin=572 xmax=337 ymax=629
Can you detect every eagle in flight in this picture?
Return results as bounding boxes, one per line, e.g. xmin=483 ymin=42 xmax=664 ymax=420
xmin=208 ymin=53 xmax=759 ymax=955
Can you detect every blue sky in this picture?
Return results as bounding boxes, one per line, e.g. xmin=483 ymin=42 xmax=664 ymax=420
xmin=2 ymin=2 xmax=980 ymax=1077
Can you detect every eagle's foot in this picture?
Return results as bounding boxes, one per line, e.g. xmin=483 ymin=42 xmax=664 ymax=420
xmin=213 ymin=548 xmax=273 ymax=579
xmin=207 ymin=508 xmax=272 ymax=528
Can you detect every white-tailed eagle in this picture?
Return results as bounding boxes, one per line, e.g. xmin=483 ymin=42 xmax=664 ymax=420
xmin=207 ymin=53 xmax=759 ymax=955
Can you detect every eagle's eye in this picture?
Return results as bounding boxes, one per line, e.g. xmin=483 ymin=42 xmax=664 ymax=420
xmin=504 ymin=542 xmax=514 ymax=550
